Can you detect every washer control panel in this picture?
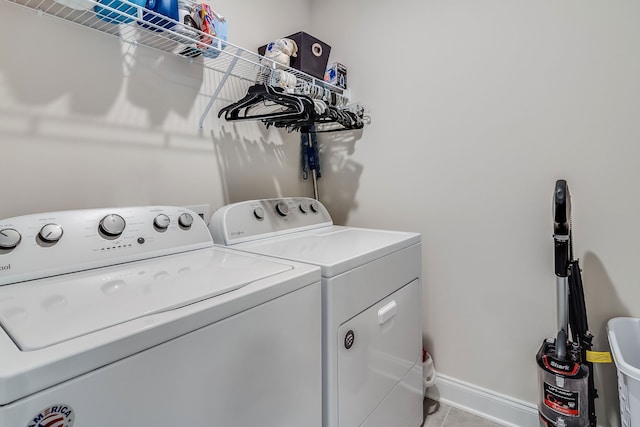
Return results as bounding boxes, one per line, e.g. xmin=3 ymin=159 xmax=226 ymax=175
xmin=0 ymin=206 xmax=212 ymax=286
xmin=210 ymin=197 xmax=333 ymax=245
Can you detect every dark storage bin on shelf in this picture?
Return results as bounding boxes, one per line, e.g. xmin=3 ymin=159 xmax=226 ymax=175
xmin=259 ymin=32 xmax=331 ymax=80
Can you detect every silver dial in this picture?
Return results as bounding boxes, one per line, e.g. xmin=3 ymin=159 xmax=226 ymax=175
xmin=179 ymin=213 xmax=194 ymax=228
xmin=253 ymin=207 xmax=265 ymax=220
xmin=39 ymin=223 xmax=63 ymax=243
xmin=310 ymin=202 xmax=319 ymax=213
xmin=275 ymin=201 xmax=290 ymax=217
xmin=154 ymin=214 xmax=171 ymax=230
xmin=0 ymin=228 xmax=21 ymax=249
xmin=299 ymin=203 xmax=308 ymax=214
xmin=99 ymin=214 xmax=126 ymax=237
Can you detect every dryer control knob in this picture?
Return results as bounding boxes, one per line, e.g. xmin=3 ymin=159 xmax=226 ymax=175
xmin=38 ymin=223 xmax=63 ymax=243
xmin=275 ymin=201 xmax=289 ymax=217
xmin=253 ymin=207 xmax=265 ymax=220
xmin=179 ymin=213 xmax=194 ymax=229
xmin=99 ymin=214 xmax=126 ymax=237
xmin=0 ymin=228 xmax=21 ymax=249
xmin=154 ymin=214 xmax=171 ymax=230
xmin=299 ymin=203 xmax=308 ymax=214
xmin=310 ymin=202 xmax=319 ymax=213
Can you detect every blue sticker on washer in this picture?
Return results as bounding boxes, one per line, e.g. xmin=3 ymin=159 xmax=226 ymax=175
xmin=27 ymin=404 xmax=75 ymax=427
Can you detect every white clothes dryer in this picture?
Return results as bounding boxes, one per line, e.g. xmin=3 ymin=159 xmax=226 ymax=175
xmin=0 ymin=206 xmax=322 ymax=427
xmin=210 ymin=197 xmax=423 ymax=427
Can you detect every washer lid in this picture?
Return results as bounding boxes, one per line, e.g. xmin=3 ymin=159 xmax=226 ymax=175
xmin=234 ymin=226 xmax=421 ymax=277
xmin=0 ymin=248 xmax=291 ymax=351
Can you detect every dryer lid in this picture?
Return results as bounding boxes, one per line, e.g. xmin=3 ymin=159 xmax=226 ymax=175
xmin=235 ymin=226 xmax=420 ymax=277
xmin=0 ymin=248 xmax=291 ymax=351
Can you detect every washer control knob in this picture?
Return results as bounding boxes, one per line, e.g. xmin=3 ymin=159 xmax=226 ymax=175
xmin=99 ymin=214 xmax=126 ymax=237
xmin=39 ymin=223 xmax=63 ymax=243
xmin=0 ymin=228 xmax=21 ymax=249
xmin=154 ymin=214 xmax=171 ymax=230
xmin=253 ymin=207 xmax=265 ymax=220
xmin=179 ymin=213 xmax=194 ymax=229
xmin=299 ymin=203 xmax=308 ymax=214
xmin=310 ymin=202 xmax=319 ymax=213
xmin=275 ymin=202 xmax=289 ymax=217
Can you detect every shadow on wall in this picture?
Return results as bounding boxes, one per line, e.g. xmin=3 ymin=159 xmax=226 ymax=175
xmin=210 ymin=122 xmax=365 ymax=209
xmin=0 ymin=106 xmax=218 ymax=218
xmin=316 ymin=129 xmax=364 ymax=225
xmin=0 ymin=108 xmax=215 ymax=153
xmin=125 ymin=41 xmax=204 ymax=126
xmin=582 ymin=251 xmax=632 ymax=427
xmin=211 ymin=122 xmax=303 ymax=203
xmin=0 ymin=2 xmax=205 ymax=125
xmin=0 ymin=5 xmax=122 ymax=115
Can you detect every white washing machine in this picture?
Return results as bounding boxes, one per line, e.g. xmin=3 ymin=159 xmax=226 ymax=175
xmin=210 ymin=197 xmax=424 ymax=427
xmin=0 ymin=206 xmax=322 ymax=427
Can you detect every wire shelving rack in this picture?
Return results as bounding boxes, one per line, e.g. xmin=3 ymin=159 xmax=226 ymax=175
xmin=2 ymin=0 xmax=348 ymax=128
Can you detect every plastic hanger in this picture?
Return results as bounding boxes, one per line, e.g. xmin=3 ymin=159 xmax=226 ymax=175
xmin=218 ymin=85 xmax=306 ymax=122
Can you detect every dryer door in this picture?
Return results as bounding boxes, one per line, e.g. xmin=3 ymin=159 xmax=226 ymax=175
xmin=337 ymin=279 xmax=421 ymax=426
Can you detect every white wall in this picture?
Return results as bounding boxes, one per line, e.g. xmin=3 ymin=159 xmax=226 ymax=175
xmin=0 ymin=0 xmax=314 ymax=220
xmin=310 ymin=1 xmax=640 ymax=425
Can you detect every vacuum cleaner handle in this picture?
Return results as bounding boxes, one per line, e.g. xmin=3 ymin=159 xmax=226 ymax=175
xmin=553 ymin=179 xmax=571 ymax=360
xmin=553 ymin=179 xmax=570 ymax=236
xmin=553 ymin=180 xmax=571 ymax=278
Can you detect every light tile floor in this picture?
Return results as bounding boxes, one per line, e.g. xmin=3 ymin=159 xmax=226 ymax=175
xmin=422 ymin=397 xmax=503 ymax=427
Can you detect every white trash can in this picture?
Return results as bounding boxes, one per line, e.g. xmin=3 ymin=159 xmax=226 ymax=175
xmin=607 ymin=317 xmax=640 ymax=427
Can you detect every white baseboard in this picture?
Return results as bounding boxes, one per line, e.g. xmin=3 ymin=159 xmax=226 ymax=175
xmin=425 ymin=374 xmax=539 ymax=427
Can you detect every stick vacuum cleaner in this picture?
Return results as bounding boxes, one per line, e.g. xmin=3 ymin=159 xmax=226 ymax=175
xmin=537 ymin=180 xmax=597 ymax=427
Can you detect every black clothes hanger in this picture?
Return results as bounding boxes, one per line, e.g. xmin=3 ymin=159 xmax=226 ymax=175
xmin=261 ymin=94 xmax=318 ymax=131
xmin=218 ymin=85 xmax=307 ymax=122
xmin=218 ymin=83 xmax=366 ymax=132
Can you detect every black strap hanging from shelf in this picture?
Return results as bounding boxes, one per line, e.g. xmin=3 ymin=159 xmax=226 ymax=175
xmin=301 ymin=125 xmax=320 ymax=200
